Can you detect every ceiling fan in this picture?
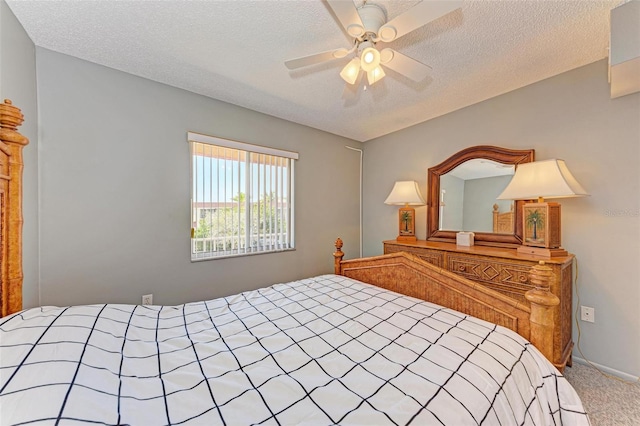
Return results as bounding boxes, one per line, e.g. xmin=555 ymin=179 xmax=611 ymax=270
xmin=285 ymin=0 xmax=463 ymax=87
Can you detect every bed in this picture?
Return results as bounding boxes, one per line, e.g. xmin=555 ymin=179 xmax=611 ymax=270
xmin=492 ymin=203 xmax=515 ymax=234
xmin=0 ymin=100 xmax=589 ymax=424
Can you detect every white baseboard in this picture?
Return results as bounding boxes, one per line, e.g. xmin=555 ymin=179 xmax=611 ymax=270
xmin=572 ymin=356 xmax=640 ymax=382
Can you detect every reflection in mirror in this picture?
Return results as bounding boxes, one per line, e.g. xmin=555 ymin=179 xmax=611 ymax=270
xmin=439 ymin=159 xmax=515 ymax=233
xmin=426 ymin=146 xmax=535 ymax=248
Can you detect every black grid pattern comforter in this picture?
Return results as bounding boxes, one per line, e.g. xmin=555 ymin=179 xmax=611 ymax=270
xmin=0 ymin=274 xmax=589 ymax=425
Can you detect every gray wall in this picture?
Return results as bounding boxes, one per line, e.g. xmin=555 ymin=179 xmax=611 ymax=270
xmin=463 ymin=175 xmax=512 ymax=232
xmin=363 ymin=60 xmax=640 ymax=378
xmin=35 ymin=48 xmax=361 ymax=307
xmin=0 ymin=0 xmax=38 ymax=309
xmin=439 ymin=174 xmax=464 ymax=230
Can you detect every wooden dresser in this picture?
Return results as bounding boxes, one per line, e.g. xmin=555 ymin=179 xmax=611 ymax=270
xmin=383 ymin=240 xmax=574 ymax=371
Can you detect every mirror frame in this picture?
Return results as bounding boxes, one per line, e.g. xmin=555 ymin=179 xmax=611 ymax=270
xmin=426 ymin=146 xmax=535 ymax=247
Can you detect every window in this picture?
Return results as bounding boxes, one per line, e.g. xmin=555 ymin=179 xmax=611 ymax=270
xmin=189 ymin=132 xmax=298 ymax=260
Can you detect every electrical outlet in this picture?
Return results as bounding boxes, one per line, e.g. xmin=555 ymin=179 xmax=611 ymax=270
xmin=580 ymin=306 xmax=595 ymax=323
xmin=142 ymin=294 xmax=153 ymax=306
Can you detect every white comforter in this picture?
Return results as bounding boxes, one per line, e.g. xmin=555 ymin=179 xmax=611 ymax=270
xmin=0 ymin=274 xmax=589 ymax=425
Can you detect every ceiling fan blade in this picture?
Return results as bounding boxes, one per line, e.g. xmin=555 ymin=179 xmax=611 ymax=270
xmin=380 ymin=49 xmax=431 ymax=82
xmin=377 ymin=0 xmax=463 ymax=42
xmin=326 ymin=0 xmax=365 ymax=38
xmin=285 ymin=48 xmax=350 ymax=70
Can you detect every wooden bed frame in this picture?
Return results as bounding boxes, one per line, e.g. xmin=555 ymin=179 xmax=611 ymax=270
xmin=333 ymin=238 xmax=561 ymax=367
xmin=0 ymin=99 xmax=28 ymax=318
xmin=493 ymin=203 xmax=514 ymax=234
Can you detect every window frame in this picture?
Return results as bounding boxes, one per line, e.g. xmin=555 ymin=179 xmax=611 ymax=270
xmin=188 ymin=131 xmax=298 ymax=261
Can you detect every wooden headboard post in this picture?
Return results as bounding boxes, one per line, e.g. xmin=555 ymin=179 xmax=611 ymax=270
xmin=333 ymin=238 xmax=345 ymax=274
xmin=0 ymin=99 xmax=29 ymax=317
xmin=525 ymin=262 xmax=560 ymax=362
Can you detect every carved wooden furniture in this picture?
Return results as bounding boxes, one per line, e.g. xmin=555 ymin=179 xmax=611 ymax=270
xmin=427 ymin=146 xmax=535 ymax=247
xmin=334 ymin=239 xmax=563 ymax=369
xmin=0 ymin=100 xmax=29 ymax=317
xmin=382 ymin=239 xmax=574 ymax=371
xmin=493 ymin=203 xmax=514 ymax=234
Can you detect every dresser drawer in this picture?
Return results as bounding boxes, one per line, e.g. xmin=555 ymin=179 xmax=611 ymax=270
xmin=446 ymin=253 xmax=534 ymax=302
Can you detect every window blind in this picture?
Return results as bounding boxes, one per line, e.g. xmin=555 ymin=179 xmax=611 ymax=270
xmin=189 ymin=132 xmax=297 ymax=260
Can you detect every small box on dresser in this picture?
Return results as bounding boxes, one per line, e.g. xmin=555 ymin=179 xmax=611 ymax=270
xmin=383 ymin=239 xmax=574 ymax=372
xmin=456 ymin=232 xmax=475 ymax=247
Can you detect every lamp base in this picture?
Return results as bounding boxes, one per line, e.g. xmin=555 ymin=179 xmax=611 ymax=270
xmin=517 ymin=245 xmax=568 ymax=258
xmin=396 ymin=235 xmax=417 ymax=243
xmin=397 ymin=206 xmax=417 ymax=241
xmin=522 ymin=202 xmax=561 ymax=249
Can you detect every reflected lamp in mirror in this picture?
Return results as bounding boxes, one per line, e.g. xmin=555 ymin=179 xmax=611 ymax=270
xmin=497 ymin=159 xmax=589 ymax=258
xmin=385 ymin=181 xmax=426 ymax=242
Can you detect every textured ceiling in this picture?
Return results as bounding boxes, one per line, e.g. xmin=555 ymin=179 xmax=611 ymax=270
xmin=7 ymin=0 xmax=621 ymax=142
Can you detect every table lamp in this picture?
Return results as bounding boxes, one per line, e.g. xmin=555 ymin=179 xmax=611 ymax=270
xmin=385 ymin=181 xmax=426 ymax=242
xmin=497 ymin=159 xmax=589 ymax=257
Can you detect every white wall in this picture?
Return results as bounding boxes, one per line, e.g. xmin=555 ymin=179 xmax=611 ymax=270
xmin=35 ymin=48 xmax=361 ymax=307
xmin=0 ymin=0 xmax=38 ymax=309
xmin=363 ymin=60 xmax=640 ymax=378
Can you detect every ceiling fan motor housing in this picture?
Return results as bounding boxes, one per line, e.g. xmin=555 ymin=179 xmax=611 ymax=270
xmin=358 ymin=4 xmax=387 ymax=39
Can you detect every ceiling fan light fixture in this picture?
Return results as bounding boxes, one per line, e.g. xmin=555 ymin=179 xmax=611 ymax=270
xmin=360 ymin=47 xmax=380 ymax=72
xmin=340 ymin=57 xmax=361 ymax=85
xmin=367 ymin=66 xmax=385 ymax=85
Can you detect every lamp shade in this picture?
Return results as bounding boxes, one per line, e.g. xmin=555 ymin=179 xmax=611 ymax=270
xmin=497 ymin=159 xmax=589 ymax=201
xmin=384 ymin=181 xmax=426 ymax=205
xmin=340 ymin=57 xmax=361 ymax=85
xmin=360 ymin=47 xmax=380 ymax=72
xmin=367 ymin=66 xmax=386 ymax=85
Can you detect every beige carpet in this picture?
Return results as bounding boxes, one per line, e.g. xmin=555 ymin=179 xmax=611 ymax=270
xmin=564 ymin=362 xmax=640 ymax=425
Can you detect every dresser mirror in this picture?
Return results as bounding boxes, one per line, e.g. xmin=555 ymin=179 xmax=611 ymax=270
xmin=427 ymin=146 xmax=535 ymax=247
